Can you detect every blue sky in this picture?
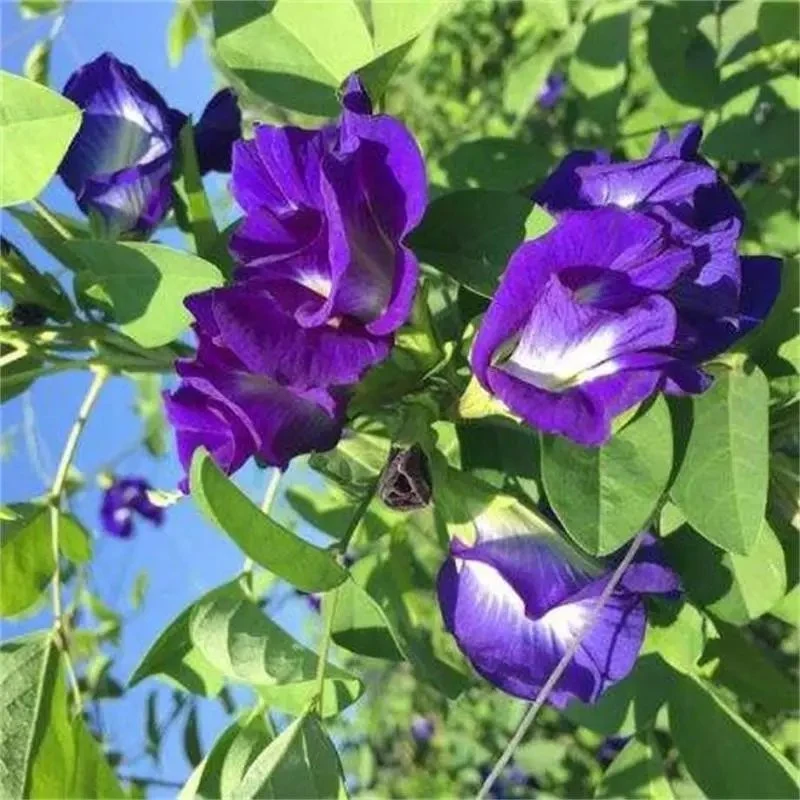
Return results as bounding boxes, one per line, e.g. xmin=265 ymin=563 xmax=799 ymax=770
xmin=1 ymin=3 xmax=322 ymax=792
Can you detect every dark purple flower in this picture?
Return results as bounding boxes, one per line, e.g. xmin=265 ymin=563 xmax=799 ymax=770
xmin=163 ymin=287 xmax=347 ymax=487
xmin=536 ymin=71 xmax=566 ymax=110
xmin=472 ymin=125 xmax=780 ymax=445
xmin=58 ymin=53 xmax=240 ymax=237
xmin=100 ymin=476 xmax=163 ymax=538
xmin=436 ymin=501 xmax=680 ymax=707
xmin=410 ymin=714 xmax=435 ymax=743
xmin=228 ymin=75 xmax=427 ymax=386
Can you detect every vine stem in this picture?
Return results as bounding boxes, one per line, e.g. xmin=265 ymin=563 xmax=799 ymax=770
xmin=476 ymin=532 xmax=646 ymax=800
xmin=242 ymin=468 xmax=282 ymax=592
xmin=314 ymin=587 xmax=340 ymax=713
xmin=30 ymin=199 xmax=73 ymax=240
xmin=50 ymin=367 xmax=109 ymax=713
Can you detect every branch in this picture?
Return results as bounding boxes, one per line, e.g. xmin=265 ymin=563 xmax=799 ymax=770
xmin=50 ymin=367 xmax=109 ymax=712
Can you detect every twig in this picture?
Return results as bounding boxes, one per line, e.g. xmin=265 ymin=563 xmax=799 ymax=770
xmin=30 ymin=198 xmax=73 ymax=240
xmin=49 ymin=368 xmax=109 ymax=713
xmin=476 ymin=532 xmax=646 ymax=800
xmin=314 ymin=587 xmax=341 ymax=712
xmin=118 ymin=775 xmax=184 ymax=789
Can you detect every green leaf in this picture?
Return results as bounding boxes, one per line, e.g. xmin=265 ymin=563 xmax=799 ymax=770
xmin=699 ymin=621 xmax=798 ymax=715
xmin=128 ymin=584 xmax=227 ymax=697
xmin=541 ymin=397 xmax=673 ymax=556
xmin=758 ymin=1 xmax=800 ymax=46
xmin=168 ymin=0 xmax=204 ymax=67
xmin=23 ymin=40 xmax=50 ymax=86
xmin=596 ymin=730 xmax=674 ymax=799
xmin=646 ymin=2 xmax=719 ymax=110
xmin=0 ymin=506 xmax=54 ymax=617
xmin=181 ymin=709 xmax=275 ymax=800
xmin=668 ymin=672 xmax=799 ymax=799
xmin=438 ymin=138 xmax=549 ymax=192
xmin=565 ymin=654 xmax=673 ymax=737
xmin=671 ymin=366 xmax=769 ymax=554
xmin=190 ymin=449 xmax=347 ymax=592
xmin=6 ymin=208 xmax=89 ymax=273
xmin=332 ymin=573 xmax=403 ymax=662
xmin=0 ymin=71 xmax=81 ymax=207
xmin=663 ymin=519 xmax=787 ymax=624
xmin=503 ymin=42 xmax=560 ymax=120
xmin=19 ymin=0 xmax=62 ymax=17
xmin=233 ymin=711 xmax=347 ymax=799
xmin=213 ymin=0 xmax=371 ymax=116
xmin=184 ymin=706 xmax=204 ymax=768
xmin=569 ymin=0 xmax=633 ymax=126
xmin=130 ymin=570 xmax=149 ymax=611
xmin=0 ymin=633 xmax=125 ymax=799
xmin=173 ymin=120 xmax=220 ymax=265
xmin=642 ymin=599 xmax=713 ymax=674
xmin=59 ymin=515 xmax=92 ymax=564
xmin=408 ymin=191 xmax=553 ymax=297
xmin=213 ymin=0 xmax=441 ymax=116
xmin=0 ymin=352 xmax=47 ymax=404
xmin=189 ymin=579 xmax=363 ymax=717
xmin=0 ymin=632 xmax=51 ymax=798
xmin=69 ymin=241 xmax=222 ymax=348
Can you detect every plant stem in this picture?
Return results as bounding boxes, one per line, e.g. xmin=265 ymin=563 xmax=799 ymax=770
xmin=30 ymin=199 xmax=73 ymax=240
xmin=50 ymin=367 xmax=109 ymax=713
xmin=243 ymin=468 xmax=282 ymax=592
xmin=336 ymin=477 xmax=379 ymax=555
xmin=476 ymin=532 xmax=646 ymax=800
xmin=314 ymin=587 xmax=341 ymax=713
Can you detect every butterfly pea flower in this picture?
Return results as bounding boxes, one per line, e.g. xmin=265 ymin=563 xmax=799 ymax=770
xmin=410 ymin=714 xmax=435 ymax=743
xmin=164 ymin=287 xmax=347 ymax=487
xmin=474 ymin=126 xmax=781 ymax=445
xmin=436 ymin=498 xmax=679 ymax=708
xmin=534 ymin=123 xmax=780 ymax=368
xmin=100 ymin=476 xmax=163 ymax=538
xmin=536 ymin=71 xmax=566 ymax=110
xmin=58 ymin=53 xmax=241 ymax=237
xmin=228 ymin=75 xmax=427 ymax=387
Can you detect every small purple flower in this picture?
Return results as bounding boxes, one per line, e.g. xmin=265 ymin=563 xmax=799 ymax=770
xmin=473 ymin=125 xmax=780 ymax=445
xmin=228 ymin=75 xmax=427 ymax=386
xmin=410 ymin=714 xmax=435 ymax=743
xmin=436 ymin=504 xmax=679 ymax=707
xmin=536 ymin=71 xmax=566 ymax=110
xmin=100 ymin=476 xmax=163 ymax=538
xmin=58 ymin=53 xmax=240 ymax=237
xmin=163 ymin=287 xmax=347 ymax=487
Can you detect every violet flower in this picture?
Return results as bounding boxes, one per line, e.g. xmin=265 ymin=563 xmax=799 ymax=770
xmin=436 ymin=501 xmax=679 ymax=707
xmin=163 ymin=288 xmax=347 ymax=485
xmin=536 ymin=71 xmax=566 ymax=110
xmin=100 ymin=476 xmax=163 ymax=538
xmin=228 ymin=75 xmax=427 ymax=386
xmin=410 ymin=715 xmax=435 ymax=743
xmin=58 ymin=53 xmax=240 ymax=237
xmin=473 ymin=125 xmax=780 ymax=445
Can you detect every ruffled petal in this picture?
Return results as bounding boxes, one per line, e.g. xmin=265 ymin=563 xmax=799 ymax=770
xmin=188 ymin=285 xmax=391 ymax=389
xmin=163 ymin=383 xmax=256 ymax=482
xmin=175 ymin=360 xmax=346 ymax=469
xmin=646 ymin=123 xmax=703 ymax=160
xmin=533 ymin=150 xmax=611 ymax=212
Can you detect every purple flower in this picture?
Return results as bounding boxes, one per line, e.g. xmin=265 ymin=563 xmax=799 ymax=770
xmin=163 ymin=289 xmax=347 ymax=487
xmin=100 ymin=476 xmax=163 ymax=538
xmin=436 ymin=502 xmax=679 ymax=707
xmin=410 ymin=715 xmax=435 ymax=743
xmin=473 ymin=125 xmax=780 ymax=445
xmin=536 ymin=71 xmax=566 ymax=110
xmin=58 ymin=53 xmax=240 ymax=237
xmin=228 ymin=75 xmax=427 ymax=386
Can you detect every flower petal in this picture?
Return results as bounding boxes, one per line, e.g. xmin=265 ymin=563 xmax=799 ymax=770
xmin=194 ymin=88 xmax=241 ymax=174
xmin=188 ymin=285 xmax=391 ymax=389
